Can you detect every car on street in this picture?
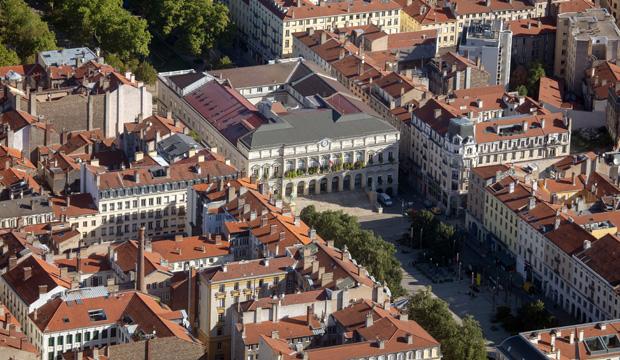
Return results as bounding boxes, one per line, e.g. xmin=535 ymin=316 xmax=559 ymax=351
xmin=431 ymin=206 xmax=442 ymax=215
xmin=377 ymin=193 xmax=393 ymax=207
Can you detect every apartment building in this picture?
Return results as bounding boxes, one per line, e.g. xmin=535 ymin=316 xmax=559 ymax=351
xmin=223 ymin=0 xmax=401 ymax=62
xmin=458 ymin=20 xmax=513 ymax=88
xmin=408 ymin=86 xmax=570 ymax=214
xmin=28 ymin=289 xmax=195 ymax=360
xmin=607 ymin=82 xmax=620 ymax=147
xmin=583 ymin=61 xmax=620 ymax=111
xmin=426 ymin=52 xmax=490 ymax=95
xmin=258 ymin=299 xmax=442 ymax=359
xmin=498 ymin=319 xmax=620 ymax=360
xmin=396 ymin=0 xmax=458 ymax=47
xmin=555 ymin=8 xmax=620 ymax=96
xmin=197 ymin=256 xmax=297 ymax=360
xmin=158 ymin=59 xmax=400 ymax=198
xmin=0 ymin=303 xmax=38 ymax=360
xmin=0 ymin=255 xmax=71 ymax=332
xmin=76 ymin=149 xmax=237 ymax=245
xmin=508 ymin=17 xmax=556 ymax=75
xmin=468 ymin=157 xmax=620 ymax=324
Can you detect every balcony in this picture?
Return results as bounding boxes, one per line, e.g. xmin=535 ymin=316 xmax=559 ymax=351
xmin=215 ymin=292 xmax=226 ymax=299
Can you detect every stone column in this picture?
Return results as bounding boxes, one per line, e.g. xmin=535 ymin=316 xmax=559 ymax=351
xmin=361 ymin=172 xmax=367 ymax=189
xmin=326 ymin=177 xmax=333 ymax=193
xmin=290 ymin=182 xmax=297 ymax=198
xmin=314 ymin=180 xmax=320 ymax=195
xmin=338 ymin=176 xmax=345 ymax=192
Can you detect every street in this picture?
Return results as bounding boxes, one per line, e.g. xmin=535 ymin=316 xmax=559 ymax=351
xmin=296 ymin=187 xmax=575 ymax=348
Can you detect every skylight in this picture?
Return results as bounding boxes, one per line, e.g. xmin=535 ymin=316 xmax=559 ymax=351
xmin=88 ymin=309 xmax=107 ymax=322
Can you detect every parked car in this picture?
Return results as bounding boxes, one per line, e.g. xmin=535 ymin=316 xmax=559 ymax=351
xmin=377 ymin=193 xmax=393 ymax=207
xmin=431 ymin=206 xmax=443 ymax=215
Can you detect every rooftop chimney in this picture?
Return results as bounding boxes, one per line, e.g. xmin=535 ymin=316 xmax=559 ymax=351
xmin=38 ymin=284 xmax=48 ymax=295
xmin=23 ymin=267 xmax=32 ymax=281
xmin=306 ymin=305 xmax=314 ymax=325
xmin=270 ymin=224 xmax=277 ymax=235
xmin=175 ymin=234 xmax=183 ymax=242
xmin=365 ymin=311 xmax=373 ymax=327
xmin=215 ymin=234 xmax=222 ymax=245
xmin=136 ymin=226 xmax=147 ymax=293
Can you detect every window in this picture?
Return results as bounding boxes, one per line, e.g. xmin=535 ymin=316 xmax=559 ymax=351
xmin=85 ymin=332 xmax=91 ymax=341
xmin=88 ymin=309 xmax=107 ymax=321
xmin=76 ymin=333 xmax=81 ymax=343
xmin=66 ymin=334 xmax=72 ymax=344
xmin=93 ymin=330 xmax=99 ymax=340
xmin=48 ymin=337 xmax=55 ymax=346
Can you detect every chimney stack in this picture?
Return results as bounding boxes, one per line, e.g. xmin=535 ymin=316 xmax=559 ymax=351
xmin=136 ymin=226 xmax=147 ymax=293
xmin=365 ymin=311 xmax=373 ymax=327
xmin=23 ymin=267 xmax=32 ymax=281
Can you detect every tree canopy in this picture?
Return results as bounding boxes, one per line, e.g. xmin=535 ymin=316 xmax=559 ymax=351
xmin=300 ymin=205 xmax=404 ymax=297
xmin=527 ymin=62 xmax=546 ymax=99
xmin=408 ymin=209 xmax=461 ymax=264
xmin=0 ymin=0 xmax=57 ymax=62
xmin=54 ymin=0 xmax=151 ymax=61
xmin=0 ymin=43 xmax=20 ymax=66
xmin=153 ymin=0 xmax=230 ymax=56
xmin=408 ymin=287 xmax=486 ymax=360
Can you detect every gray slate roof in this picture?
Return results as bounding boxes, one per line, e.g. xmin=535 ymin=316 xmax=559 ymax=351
xmin=209 ymin=61 xmax=301 ymax=89
xmin=39 ymin=48 xmax=97 ymax=67
xmin=496 ymin=335 xmax=547 ymax=360
xmin=156 ymin=133 xmax=203 ymax=161
xmin=239 ymin=109 xmax=395 ymax=149
xmin=0 ymin=196 xmax=53 ymax=218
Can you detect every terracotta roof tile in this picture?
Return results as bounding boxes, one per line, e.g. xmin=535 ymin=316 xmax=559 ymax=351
xmin=2 ymin=255 xmax=71 ymax=305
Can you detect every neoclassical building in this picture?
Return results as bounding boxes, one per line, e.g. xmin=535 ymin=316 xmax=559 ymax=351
xmin=157 ymin=58 xmax=399 ymax=198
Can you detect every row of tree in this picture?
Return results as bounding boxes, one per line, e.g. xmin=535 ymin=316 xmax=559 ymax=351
xmin=300 ymin=205 xmax=405 ymax=297
xmin=408 ymin=287 xmax=487 ymax=360
xmin=0 ymin=0 xmax=57 ymax=65
xmin=495 ymin=300 xmax=557 ymax=334
xmin=1 ymin=0 xmax=233 ymax=82
xmin=407 ymin=209 xmax=461 ymax=264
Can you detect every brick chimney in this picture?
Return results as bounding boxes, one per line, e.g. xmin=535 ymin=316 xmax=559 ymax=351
xmin=306 ymin=305 xmax=314 ymax=325
xmin=23 ymin=267 xmax=32 ymax=281
xmin=136 ymin=226 xmax=146 ymax=293
xmin=215 ymin=234 xmax=222 ymax=245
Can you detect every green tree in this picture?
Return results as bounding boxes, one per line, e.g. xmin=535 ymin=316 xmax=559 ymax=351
xmin=527 ymin=62 xmax=545 ymax=99
xmin=55 ymin=0 xmax=151 ymax=62
xmin=134 ymin=61 xmax=157 ymax=84
xmin=156 ymin=0 xmax=229 ymax=56
xmin=408 ymin=287 xmax=486 ymax=360
xmin=300 ymin=205 xmax=405 ymax=297
xmin=409 ymin=209 xmax=438 ymax=248
xmin=516 ymin=85 xmax=528 ymax=96
xmin=516 ymin=300 xmax=556 ymax=331
xmin=0 ymin=0 xmax=57 ymax=62
xmin=0 ymin=43 xmax=20 ymax=66
xmin=442 ymin=316 xmax=487 ymax=360
xmin=214 ymin=55 xmax=234 ymax=69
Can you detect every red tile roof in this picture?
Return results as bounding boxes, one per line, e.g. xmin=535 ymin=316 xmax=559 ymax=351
xmin=31 ymin=291 xmax=194 ymax=342
xmin=50 ymin=193 xmax=98 ymax=218
xmin=150 ymin=236 xmax=230 ymax=263
xmin=2 ymin=255 xmax=71 ymax=305
xmin=55 ymin=254 xmax=111 ymax=274
xmin=184 ymin=81 xmax=265 ymax=144
xmin=200 ymin=256 xmax=295 ymax=283
xmin=241 ymin=315 xmax=322 ymax=345
xmin=508 ymin=17 xmax=556 ymax=36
